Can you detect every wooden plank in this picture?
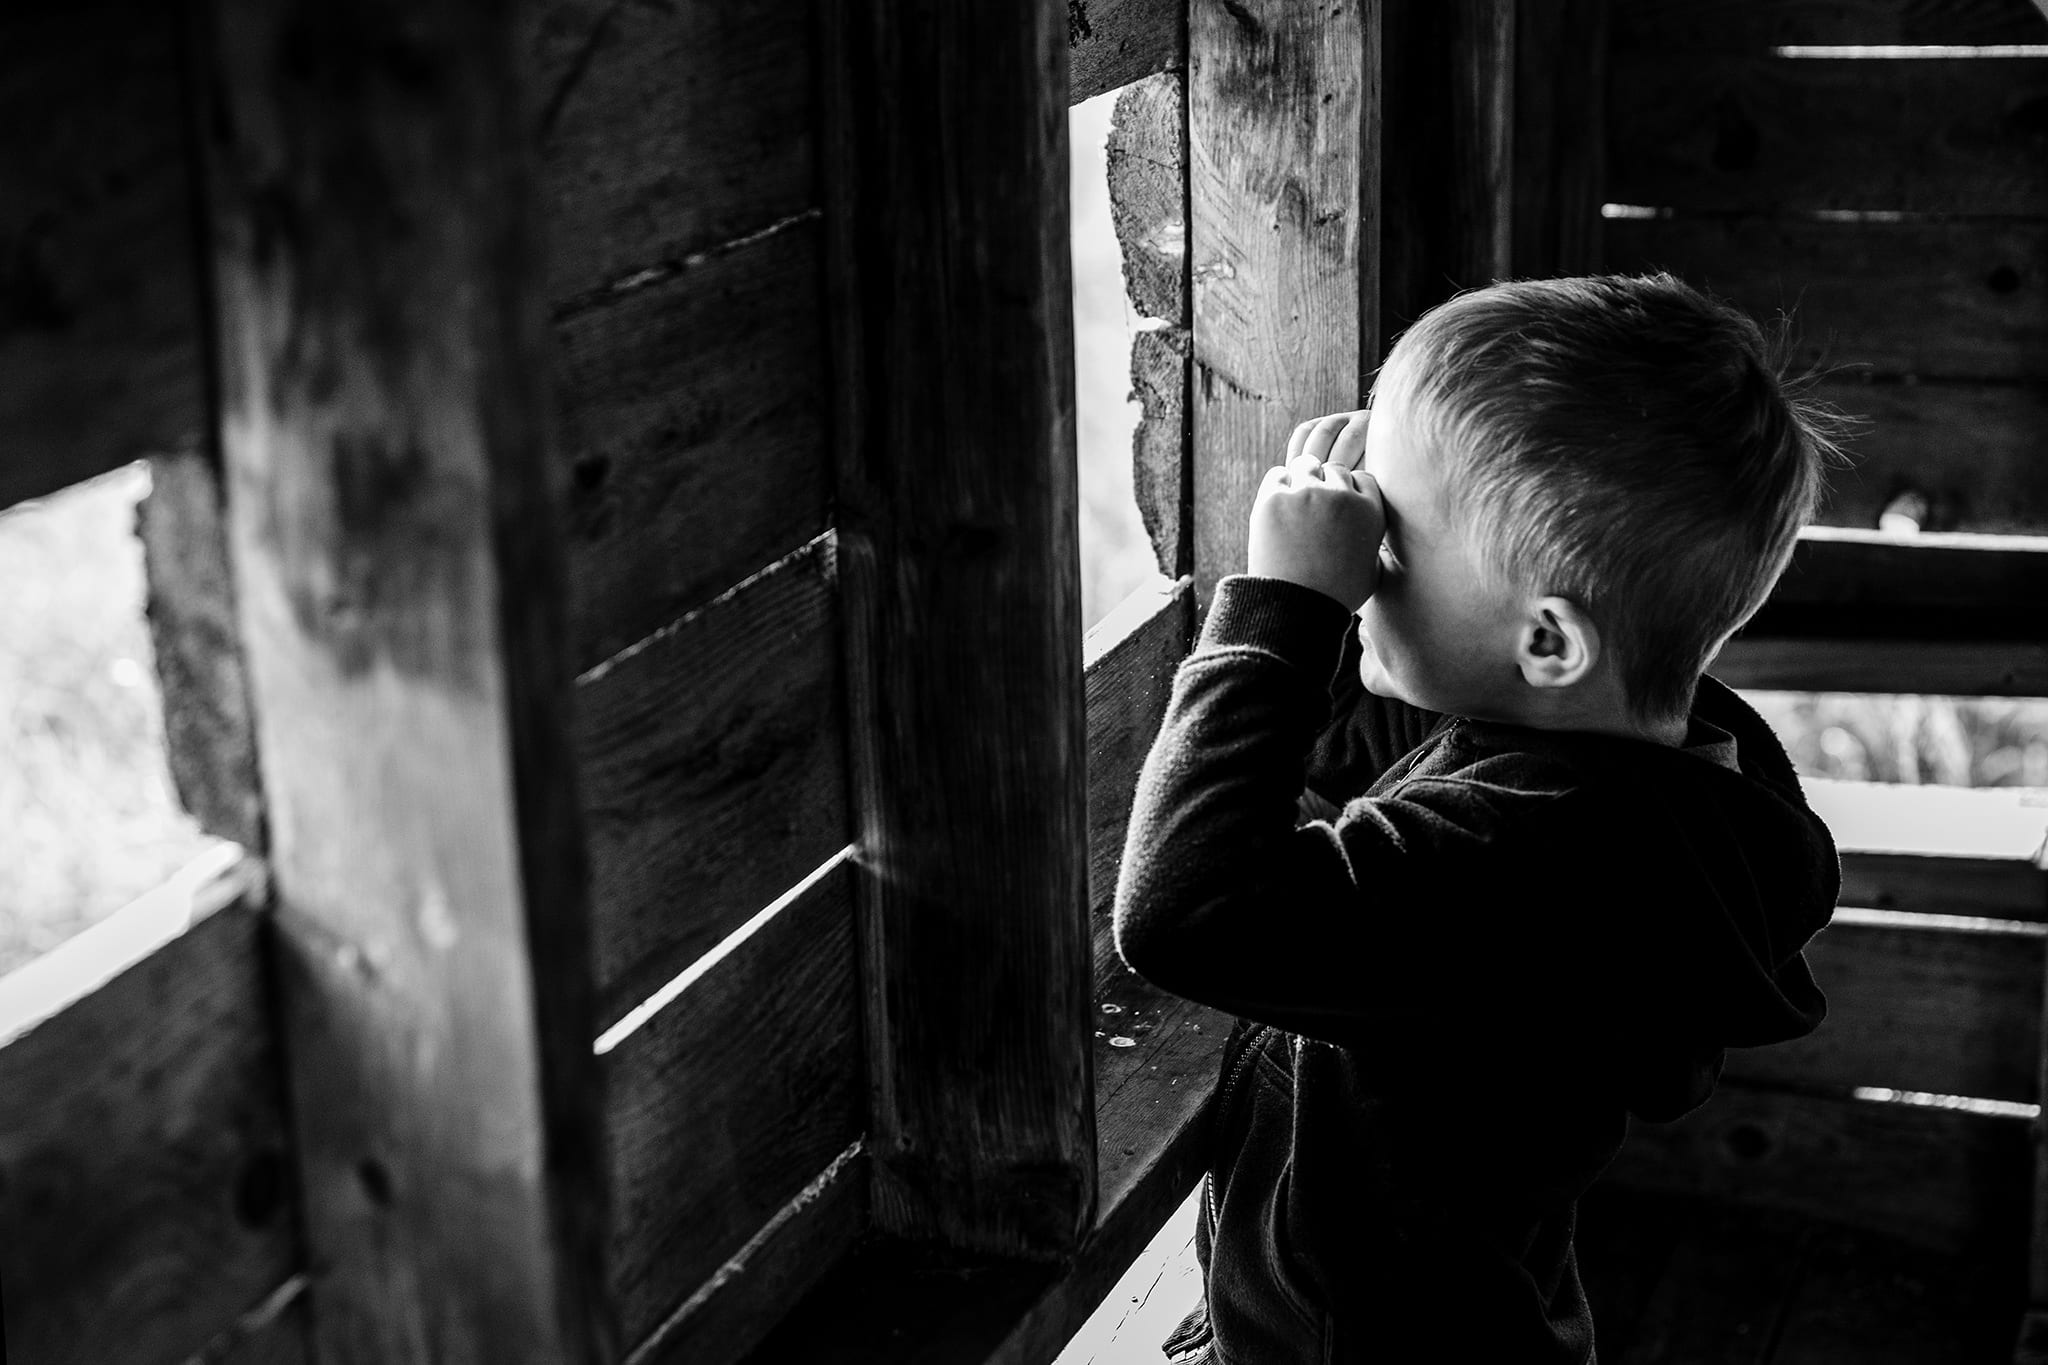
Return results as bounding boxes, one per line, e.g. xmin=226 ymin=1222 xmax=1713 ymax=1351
xmin=1381 ymin=0 xmax=1515 ymax=339
xmin=529 ymin=0 xmax=815 ymax=306
xmin=554 ymin=222 xmax=831 ymax=671
xmin=202 ymin=1 xmax=612 ymax=1357
xmin=1805 ymin=378 xmax=2048 ymax=536
xmin=1807 ymin=776 xmax=2048 ymax=921
xmin=1770 ymin=1222 xmax=2025 ymax=1365
xmin=1619 ymin=1202 xmax=1811 ymax=1365
xmin=1602 ymin=1082 xmax=2035 ymax=1257
xmin=1608 ymin=53 xmax=2048 ymax=214
xmin=1716 ymin=636 xmax=2048 ymax=696
xmin=1742 ymin=528 xmax=2048 ymax=643
xmin=0 ymin=857 xmax=298 ymax=1365
xmin=602 ymin=860 xmax=864 ymax=1355
xmin=1602 ymin=216 xmax=2048 ymax=383
xmin=573 ymin=536 xmax=850 ymax=1033
xmin=1188 ymin=0 xmax=1378 ymax=604
xmin=1721 ymin=912 xmax=2045 ymax=1102
xmin=818 ymin=0 xmax=1094 ymax=1257
xmin=1107 ymin=74 xmax=1192 ymax=578
xmin=1069 ymin=0 xmax=1184 ymax=106
xmin=0 ymin=6 xmax=205 ymax=511
xmin=1510 ymin=0 xmax=1609 ymax=278
xmin=1082 ymin=575 xmax=1193 ymax=920
xmin=138 ymin=449 xmax=265 ymax=847
xmin=1613 ymin=0 xmax=2048 ymax=52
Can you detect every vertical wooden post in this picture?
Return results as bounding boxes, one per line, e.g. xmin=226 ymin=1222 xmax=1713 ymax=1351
xmin=1510 ymin=0 xmax=1608 ymax=279
xmin=819 ymin=0 xmax=1096 ymax=1257
xmin=1382 ymin=0 xmax=1515 ymax=339
xmin=202 ymin=2 xmax=614 ymax=1360
xmin=1188 ymin=0 xmax=1379 ymax=606
xmin=2022 ymin=857 xmax=2048 ymax=1365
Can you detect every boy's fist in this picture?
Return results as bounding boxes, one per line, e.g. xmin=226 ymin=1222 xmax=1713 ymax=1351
xmin=1247 ymin=453 xmax=1385 ymax=613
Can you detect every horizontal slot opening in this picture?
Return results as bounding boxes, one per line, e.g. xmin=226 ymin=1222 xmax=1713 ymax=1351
xmin=1832 ymin=906 xmax=2048 ymax=937
xmin=1852 ymin=1086 xmax=2039 ymax=1120
xmin=1775 ymin=44 xmax=2048 ymax=59
xmin=593 ymin=843 xmax=858 ymax=1056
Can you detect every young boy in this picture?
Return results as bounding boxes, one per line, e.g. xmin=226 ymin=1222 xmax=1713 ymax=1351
xmin=1113 ymin=274 xmax=1842 ymax=1363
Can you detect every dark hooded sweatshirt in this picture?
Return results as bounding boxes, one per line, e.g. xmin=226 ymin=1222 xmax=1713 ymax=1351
xmin=1113 ymin=576 xmax=1838 ymax=1364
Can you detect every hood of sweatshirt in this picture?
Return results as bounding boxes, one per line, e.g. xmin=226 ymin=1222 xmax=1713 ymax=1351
xmin=1459 ymin=675 xmax=1840 ymax=1122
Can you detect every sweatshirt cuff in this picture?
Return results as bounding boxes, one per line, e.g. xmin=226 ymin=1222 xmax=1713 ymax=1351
xmin=1198 ymin=575 xmax=1355 ymax=679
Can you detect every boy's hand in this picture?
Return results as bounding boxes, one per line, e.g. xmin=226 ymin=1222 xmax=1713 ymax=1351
xmin=1247 ymin=452 xmax=1385 ymax=613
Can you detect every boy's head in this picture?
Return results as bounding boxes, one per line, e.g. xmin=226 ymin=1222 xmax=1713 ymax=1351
xmin=1356 ymin=273 xmax=1840 ymax=733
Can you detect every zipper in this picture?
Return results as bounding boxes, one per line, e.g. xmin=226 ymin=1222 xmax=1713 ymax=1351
xmin=1206 ymin=1022 xmax=1275 ymax=1233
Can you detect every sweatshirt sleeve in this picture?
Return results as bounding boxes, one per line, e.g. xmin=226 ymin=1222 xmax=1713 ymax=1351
xmin=1111 ymin=575 xmax=1569 ymax=1038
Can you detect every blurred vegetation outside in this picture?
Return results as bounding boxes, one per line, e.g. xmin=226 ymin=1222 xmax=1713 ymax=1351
xmin=1 ymin=94 xmax=2043 ymax=978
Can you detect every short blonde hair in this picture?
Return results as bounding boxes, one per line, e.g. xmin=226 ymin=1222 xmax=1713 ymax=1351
xmin=1379 ymin=273 xmax=1845 ymax=723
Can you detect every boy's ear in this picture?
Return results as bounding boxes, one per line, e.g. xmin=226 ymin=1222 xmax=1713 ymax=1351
xmin=1516 ymin=596 xmax=1599 ymax=689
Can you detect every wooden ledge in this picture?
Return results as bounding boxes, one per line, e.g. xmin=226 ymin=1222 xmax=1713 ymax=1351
xmin=1807 ymin=777 xmax=2048 ymax=921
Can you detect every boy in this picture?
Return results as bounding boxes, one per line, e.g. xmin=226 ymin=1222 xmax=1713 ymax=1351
xmin=1113 ymin=274 xmax=1842 ymax=1362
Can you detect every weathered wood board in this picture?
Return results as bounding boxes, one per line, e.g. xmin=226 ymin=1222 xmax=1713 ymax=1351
xmin=1612 ymin=0 xmax=2048 ymax=52
xmin=603 ymin=859 xmax=864 ymax=1353
xmin=1082 ymin=575 xmax=1193 ymax=918
xmin=1721 ymin=912 xmax=2045 ymax=1102
xmin=1603 ymin=216 xmax=2048 ymax=383
xmin=1605 ymin=1083 xmax=2034 ymax=1257
xmin=0 ymin=6 xmax=204 ymax=512
xmin=820 ymin=0 xmax=1094 ymax=1258
xmin=1511 ymin=0 xmax=1609 ymax=278
xmin=1742 ymin=527 xmax=2048 ymax=641
xmin=1608 ymin=53 xmax=2048 ymax=214
xmin=553 ymin=219 xmax=831 ymax=671
xmin=1804 ymin=377 xmax=2048 ymax=535
xmin=573 ymin=535 xmax=850 ymax=1033
xmin=1188 ymin=0 xmax=1379 ymax=602
xmin=204 ymin=0 xmax=613 ymax=1356
xmin=0 ymin=860 xmax=298 ymax=1365
xmin=1381 ymin=0 xmax=1515 ymax=338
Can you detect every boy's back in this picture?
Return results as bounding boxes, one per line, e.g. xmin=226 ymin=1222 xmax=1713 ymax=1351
xmin=1113 ymin=275 xmax=1843 ymax=1361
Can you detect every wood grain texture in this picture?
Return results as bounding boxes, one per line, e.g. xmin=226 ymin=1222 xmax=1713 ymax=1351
xmin=1108 ymin=74 xmax=1191 ymax=578
xmin=1603 ymin=216 xmax=2048 ymax=383
xmin=0 ymin=859 xmax=298 ymax=1365
xmin=0 ymin=5 xmax=206 ymax=510
xmin=203 ymin=1 xmax=612 ymax=1357
xmin=819 ymin=0 xmax=1094 ymax=1257
xmin=1381 ymin=0 xmax=1515 ymax=339
xmin=1721 ymin=914 xmax=2045 ymax=1101
xmin=554 ymin=222 xmax=831 ymax=670
xmin=1069 ymin=0 xmax=1184 ymax=106
xmin=1742 ymin=527 xmax=2048 ymax=642
xmin=1806 ymin=377 xmax=2048 ymax=535
xmin=1603 ymin=1083 xmax=2034 ymax=1256
xmin=574 ymin=536 xmax=850 ymax=1032
xmin=1188 ymin=0 xmax=1377 ymax=604
xmin=604 ymin=862 xmax=864 ymax=1351
xmin=1613 ymin=0 xmax=2048 ymax=52
xmin=1510 ymin=0 xmax=1608 ymax=278
xmin=1716 ymin=636 xmax=2048 ymax=695
xmin=630 ymin=1148 xmax=866 ymax=1365
xmin=1082 ymin=575 xmax=1193 ymax=921
xmin=1608 ymin=53 xmax=2048 ymax=214
xmin=528 ymin=0 xmax=815 ymax=305
xmin=139 ymin=449 xmax=265 ymax=847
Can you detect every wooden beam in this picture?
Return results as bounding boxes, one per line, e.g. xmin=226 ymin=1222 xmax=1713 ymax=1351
xmin=1743 ymin=528 xmax=2048 ymax=642
xmin=1509 ymin=0 xmax=1608 ymax=278
xmin=1187 ymin=0 xmax=1378 ymax=605
xmin=200 ymin=0 xmax=613 ymax=1358
xmin=0 ymin=855 xmax=297 ymax=1365
xmin=1381 ymin=0 xmax=1515 ymax=341
xmin=818 ymin=0 xmax=1094 ymax=1258
xmin=1611 ymin=0 xmax=2048 ymax=53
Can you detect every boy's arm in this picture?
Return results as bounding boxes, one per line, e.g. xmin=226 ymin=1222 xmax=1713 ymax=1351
xmin=1112 ymin=576 xmax=1567 ymax=1038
